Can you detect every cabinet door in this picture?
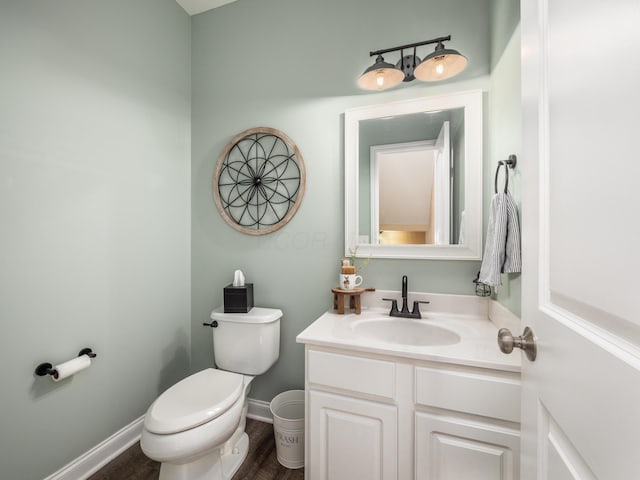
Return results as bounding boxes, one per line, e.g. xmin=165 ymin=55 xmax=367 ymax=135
xmin=308 ymin=390 xmax=397 ymax=480
xmin=415 ymin=412 xmax=519 ymax=480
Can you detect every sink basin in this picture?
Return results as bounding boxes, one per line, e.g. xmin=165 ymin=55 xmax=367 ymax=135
xmin=351 ymin=317 xmax=461 ymax=346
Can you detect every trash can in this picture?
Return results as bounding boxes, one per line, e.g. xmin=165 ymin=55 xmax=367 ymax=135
xmin=270 ymin=389 xmax=305 ymax=469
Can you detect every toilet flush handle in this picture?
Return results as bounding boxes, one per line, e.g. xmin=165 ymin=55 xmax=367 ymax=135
xmin=202 ymin=321 xmax=218 ymax=328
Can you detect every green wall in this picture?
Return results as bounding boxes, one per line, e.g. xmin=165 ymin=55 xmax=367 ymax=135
xmin=0 ymin=1 xmax=191 ymax=478
xmin=191 ymin=0 xmax=500 ymax=402
xmin=486 ymin=23 xmax=522 ymax=315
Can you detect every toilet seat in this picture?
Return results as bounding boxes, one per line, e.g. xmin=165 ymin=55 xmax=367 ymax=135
xmin=145 ymin=368 xmax=244 ymax=435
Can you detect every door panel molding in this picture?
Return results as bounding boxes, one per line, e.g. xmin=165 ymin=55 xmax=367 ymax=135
xmin=538 ymin=403 xmax=597 ymax=480
xmin=547 ymin=294 xmax=640 ymax=365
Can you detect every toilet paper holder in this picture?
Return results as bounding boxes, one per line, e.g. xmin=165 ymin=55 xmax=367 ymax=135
xmin=35 ymin=348 xmax=97 ymax=378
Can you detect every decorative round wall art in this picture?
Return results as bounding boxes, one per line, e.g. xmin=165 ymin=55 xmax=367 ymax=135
xmin=213 ymin=127 xmax=306 ymax=235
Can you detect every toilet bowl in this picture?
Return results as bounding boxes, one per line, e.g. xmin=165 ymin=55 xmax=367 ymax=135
xmin=141 ymin=307 xmax=282 ymax=480
xmin=141 ymin=369 xmax=252 ymax=480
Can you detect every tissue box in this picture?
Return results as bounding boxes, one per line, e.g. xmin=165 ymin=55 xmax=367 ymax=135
xmin=223 ymin=283 xmax=254 ymax=313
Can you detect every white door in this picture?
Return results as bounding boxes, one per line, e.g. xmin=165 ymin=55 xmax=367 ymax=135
xmin=370 ymin=141 xmax=435 ymax=245
xmin=433 ymin=121 xmax=451 ymax=244
xmin=519 ymin=1 xmax=640 ymax=479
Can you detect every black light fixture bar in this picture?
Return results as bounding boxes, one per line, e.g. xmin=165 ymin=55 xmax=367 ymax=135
xmin=358 ymin=35 xmax=467 ymax=91
xmin=368 ymin=35 xmax=451 ymax=57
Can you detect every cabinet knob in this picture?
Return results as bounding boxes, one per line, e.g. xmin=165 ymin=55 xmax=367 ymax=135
xmin=497 ymin=326 xmax=537 ymax=361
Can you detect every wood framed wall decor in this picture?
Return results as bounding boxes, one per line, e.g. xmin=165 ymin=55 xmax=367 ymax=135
xmin=213 ymin=127 xmax=306 ymax=235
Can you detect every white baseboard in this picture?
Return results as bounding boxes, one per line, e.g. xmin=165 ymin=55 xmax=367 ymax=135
xmin=45 ymin=397 xmax=272 ymax=479
xmin=247 ymin=397 xmax=273 ymax=424
xmin=43 ymin=415 xmax=144 ymax=480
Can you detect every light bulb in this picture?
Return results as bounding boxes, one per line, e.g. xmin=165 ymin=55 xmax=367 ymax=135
xmin=414 ymin=48 xmax=467 ymax=82
xmin=376 ymin=72 xmax=385 ymax=88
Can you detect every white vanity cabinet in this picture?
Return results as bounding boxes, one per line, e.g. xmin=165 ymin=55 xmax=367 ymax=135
xmin=306 ymin=349 xmax=400 ymax=480
xmin=304 ymin=346 xmax=521 ymax=480
xmin=308 ymin=390 xmax=398 ymax=480
xmin=413 ymin=365 xmax=521 ymax=480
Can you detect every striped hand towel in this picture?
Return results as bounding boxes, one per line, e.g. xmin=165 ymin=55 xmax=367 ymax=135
xmin=479 ymin=192 xmax=521 ymax=287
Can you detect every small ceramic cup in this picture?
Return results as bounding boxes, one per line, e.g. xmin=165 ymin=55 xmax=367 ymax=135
xmin=340 ymin=274 xmax=363 ymax=290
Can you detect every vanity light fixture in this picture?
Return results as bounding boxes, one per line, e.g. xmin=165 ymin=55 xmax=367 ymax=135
xmin=357 ymin=36 xmax=467 ymax=91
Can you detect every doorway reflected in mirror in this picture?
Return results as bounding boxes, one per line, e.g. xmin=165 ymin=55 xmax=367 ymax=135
xmin=345 ymin=90 xmax=483 ymax=260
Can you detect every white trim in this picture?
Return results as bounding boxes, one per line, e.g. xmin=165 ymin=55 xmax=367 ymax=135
xmin=344 ymin=89 xmax=483 ymax=260
xmin=247 ymin=397 xmax=273 ymax=424
xmin=44 ymin=415 xmax=144 ymax=480
xmin=45 ymin=398 xmax=274 ymax=479
xmin=370 ymin=140 xmax=436 ymax=245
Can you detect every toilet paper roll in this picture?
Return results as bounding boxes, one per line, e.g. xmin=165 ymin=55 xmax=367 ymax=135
xmin=52 ymin=354 xmax=92 ymax=382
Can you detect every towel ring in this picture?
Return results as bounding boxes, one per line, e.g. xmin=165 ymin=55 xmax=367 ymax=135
xmin=494 ymin=154 xmax=517 ymax=193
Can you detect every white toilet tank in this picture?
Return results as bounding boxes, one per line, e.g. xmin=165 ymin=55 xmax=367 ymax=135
xmin=210 ymin=307 xmax=282 ymax=375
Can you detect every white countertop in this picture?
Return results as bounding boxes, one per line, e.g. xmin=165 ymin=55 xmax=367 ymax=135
xmin=296 ymin=306 xmax=521 ymax=373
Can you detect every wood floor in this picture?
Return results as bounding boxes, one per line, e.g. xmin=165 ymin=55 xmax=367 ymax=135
xmin=89 ymin=418 xmax=304 ymax=480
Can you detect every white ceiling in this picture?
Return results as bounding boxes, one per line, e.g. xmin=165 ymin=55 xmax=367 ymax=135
xmin=175 ymin=0 xmax=238 ymax=16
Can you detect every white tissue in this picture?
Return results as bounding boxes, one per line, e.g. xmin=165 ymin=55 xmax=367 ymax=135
xmin=52 ymin=355 xmax=91 ymax=382
xmin=233 ymin=269 xmax=245 ymax=287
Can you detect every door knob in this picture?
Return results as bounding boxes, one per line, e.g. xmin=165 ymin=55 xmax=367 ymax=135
xmin=497 ymin=326 xmax=537 ymax=361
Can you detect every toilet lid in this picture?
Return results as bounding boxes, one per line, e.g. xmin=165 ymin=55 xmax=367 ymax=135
xmin=145 ymin=369 xmax=244 ymax=434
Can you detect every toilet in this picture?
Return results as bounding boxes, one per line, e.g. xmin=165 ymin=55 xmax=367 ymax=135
xmin=140 ymin=307 xmax=282 ymax=480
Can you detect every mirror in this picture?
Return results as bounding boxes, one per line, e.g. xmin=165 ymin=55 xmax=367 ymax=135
xmin=345 ymin=90 xmax=483 ymax=259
